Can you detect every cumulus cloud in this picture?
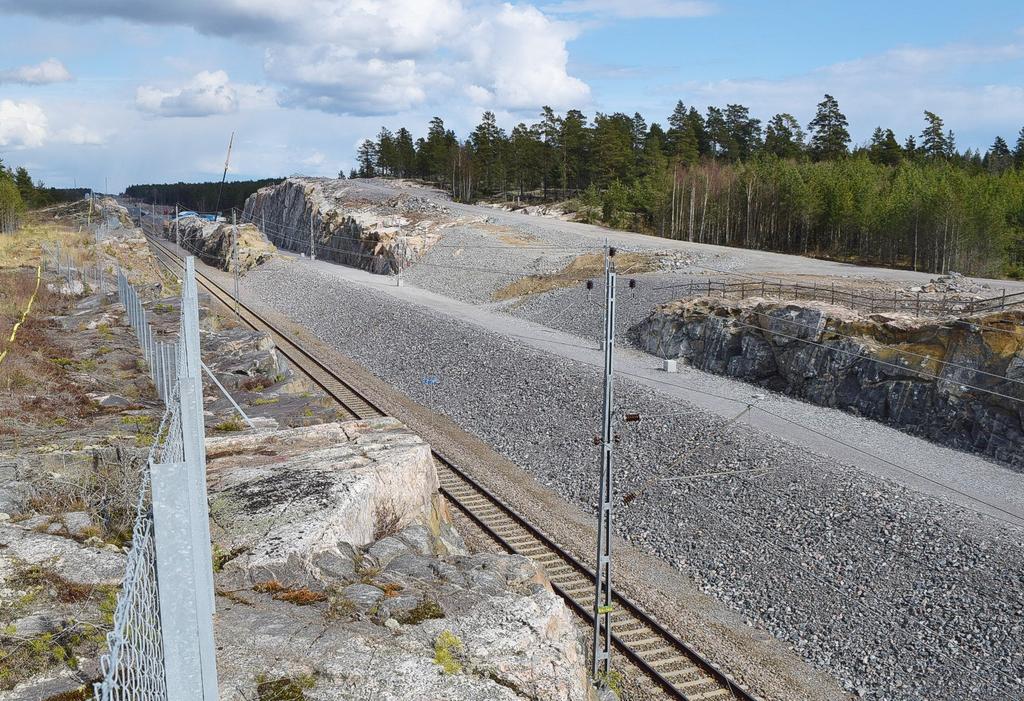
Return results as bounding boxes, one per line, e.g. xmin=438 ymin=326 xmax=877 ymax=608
xmin=0 ymin=58 xmax=72 ymax=84
xmin=3 ymin=0 xmax=592 ymax=115
xmin=544 ymin=0 xmax=715 ymax=18
xmin=464 ymin=4 xmax=588 ymax=109
xmin=0 ymin=100 xmax=49 ymax=148
xmin=136 ymin=70 xmax=242 ymax=117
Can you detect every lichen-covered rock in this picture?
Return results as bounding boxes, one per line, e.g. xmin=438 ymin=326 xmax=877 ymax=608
xmin=163 ymin=216 xmax=275 ymax=272
xmin=205 ymin=419 xmax=443 ymax=580
xmin=215 ymin=551 xmax=594 ymax=701
xmin=0 ymin=521 xmax=125 ymax=585
xmin=242 ymin=178 xmax=447 ymax=274
xmin=639 ymin=297 xmax=1024 ymax=467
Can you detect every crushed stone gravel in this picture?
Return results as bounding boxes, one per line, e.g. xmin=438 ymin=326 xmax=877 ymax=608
xmin=242 ymin=257 xmax=1024 ymax=701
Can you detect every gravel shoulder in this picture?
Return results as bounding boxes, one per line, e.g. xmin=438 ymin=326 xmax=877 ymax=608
xmin=233 ymin=253 xmax=1024 ymax=701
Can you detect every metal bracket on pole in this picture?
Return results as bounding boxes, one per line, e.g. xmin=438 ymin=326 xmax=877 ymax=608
xmin=592 ymin=250 xmax=616 ymax=686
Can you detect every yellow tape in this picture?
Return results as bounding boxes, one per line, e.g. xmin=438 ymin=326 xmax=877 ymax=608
xmin=0 ymin=265 xmax=42 ymax=366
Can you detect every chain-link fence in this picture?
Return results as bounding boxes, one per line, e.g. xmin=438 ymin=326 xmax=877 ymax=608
xmin=95 ymin=257 xmax=218 ymax=701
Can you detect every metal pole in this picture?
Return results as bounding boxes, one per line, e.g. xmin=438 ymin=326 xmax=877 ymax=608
xmin=592 ymin=249 xmax=616 ymax=686
xmin=232 ymin=212 xmax=239 ymax=313
xmin=175 ymin=204 xmax=180 ymax=248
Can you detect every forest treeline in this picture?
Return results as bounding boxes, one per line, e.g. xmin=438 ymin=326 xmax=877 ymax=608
xmin=350 ymin=95 xmax=1024 ymax=277
xmin=124 ymin=179 xmax=280 ymax=215
xmin=0 ymin=160 xmax=90 ymax=221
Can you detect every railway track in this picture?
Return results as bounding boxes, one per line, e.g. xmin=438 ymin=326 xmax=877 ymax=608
xmin=142 ymin=229 xmax=758 ymax=701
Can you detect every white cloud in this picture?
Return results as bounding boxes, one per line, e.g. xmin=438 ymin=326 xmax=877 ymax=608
xmin=56 ymin=125 xmax=107 ymax=145
xmin=136 ymin=70 xmax=246 ymax=117
xmin=0 ymin=58 xmax=72 ymax=84
xmin=4 ymin=1 xmax=592 ymax=116
xmin=0 ymin=100 xmax=49 ymax=148
xmin=464 ymin=4 xmax=589 ymax=110
xmin=266 ymin=46 xmax=434 ymax=115
xmin=544 ymin=0 xmax=715 ymax=18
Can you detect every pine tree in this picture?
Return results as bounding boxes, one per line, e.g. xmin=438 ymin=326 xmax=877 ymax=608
xmin=666 ymin=100 xmax=688 ymax=155
xmin=920 ymin=111 xmax=950 ymax=158
xmin=631 ymin=112 xmax=648 ymax=154
xmin=705 ymin=106 xmax=731 ymax=158
xmin=470 ymin=111 xmax=506 ymax=194
xmin=1014 ymin=126 xmax=1024 ymax=169
xmin=807 ymin=94 xmax=850 ymax=161
xmin=356 ymin=140 xmax=378 ymax=178
xmin=394 ymin=128 xmax=416 ymax=177
xmin=723 ymin=104 xmax=762 ymax=161
xmin=764 ymin=113 xmax=805 ymax=159
xmin=868 ymin=127 xmax=901 ymax=166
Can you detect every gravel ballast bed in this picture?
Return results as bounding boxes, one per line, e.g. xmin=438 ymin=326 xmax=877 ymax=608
xmin=242 ymin=259 xmax=1024 ymax=701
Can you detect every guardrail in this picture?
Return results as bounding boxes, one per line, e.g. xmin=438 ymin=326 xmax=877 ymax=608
xmin=669 ymin=279 xmax=1024 ymax=317
xmin=95 ymin=257 xmax=218 ymax=701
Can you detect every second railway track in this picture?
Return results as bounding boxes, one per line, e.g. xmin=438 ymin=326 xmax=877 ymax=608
xmin=142 ymin=229 xmax=759 ymax=701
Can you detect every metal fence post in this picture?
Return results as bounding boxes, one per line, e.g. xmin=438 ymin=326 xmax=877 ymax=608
xmin=151 ymin=256 xmax=218 ymax=701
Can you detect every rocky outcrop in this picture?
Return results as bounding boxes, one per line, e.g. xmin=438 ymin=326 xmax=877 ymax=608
xmin=163 ymin=216 xmax=275 ymax=272
xmin=207 ymin=419 xmax=595 ymax=701
xmin=206 ymin=419 xmax=442 ymax=574
xmin=639 ymin=297 xmax=1024 ymax=466
xmin=242 ymin=178 xmax=447 ymax=274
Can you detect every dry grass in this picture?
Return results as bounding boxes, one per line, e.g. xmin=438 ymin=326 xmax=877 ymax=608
xmin=493 ymin=251 xmax=662 ymax=301
xmin=252 ymin=580 xmax=327 ymax=606
xmin=0 ymin=222 xmax=91 ymax=271
xmin=372 ymin=500 xmax=403 ymax=541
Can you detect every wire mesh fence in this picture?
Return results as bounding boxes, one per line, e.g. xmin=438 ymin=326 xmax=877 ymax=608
xmin=664 ymin=278 xmax=1024 ymax=317
xmin=94 ymin=257 xmax=218 ymax=701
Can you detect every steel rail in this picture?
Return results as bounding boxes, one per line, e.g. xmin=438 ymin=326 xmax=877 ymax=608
xmin=142 ymin=228 xmax=759 ymax=701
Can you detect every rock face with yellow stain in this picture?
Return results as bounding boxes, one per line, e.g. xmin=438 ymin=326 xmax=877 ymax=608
xmin=242 ymin=178 xmax=449 ymax=275
xmin=640 ymin=297 xmax=1024 ymax=466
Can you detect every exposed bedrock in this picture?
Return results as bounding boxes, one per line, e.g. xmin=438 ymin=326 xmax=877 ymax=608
xmin=163 ymin=216 xmax=275 ymax=272
xmin=242 ymin=177 xmax=445 ymax=275
xmin=206 ymin=419 xmax=594 ymax=701
xmin=639 ymin=298 xmax=1024 ymax=466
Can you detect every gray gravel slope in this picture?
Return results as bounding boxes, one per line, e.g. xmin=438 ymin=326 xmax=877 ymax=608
xmin=242 ymin=258 xmax=1024 ymax=701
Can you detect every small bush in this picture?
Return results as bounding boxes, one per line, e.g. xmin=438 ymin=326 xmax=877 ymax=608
xmin=372 ymin=500 xmax=403 ymax=541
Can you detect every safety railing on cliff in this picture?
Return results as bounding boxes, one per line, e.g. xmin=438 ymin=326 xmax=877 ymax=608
xmin=94 ymin=257 xmax=219 ymax=701
xmin=666 ymin=278 xmax=1024 ymax=317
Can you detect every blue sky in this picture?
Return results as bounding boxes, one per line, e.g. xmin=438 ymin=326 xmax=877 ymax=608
xmin=0 ymin=0 xmax=1021 ymax=192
